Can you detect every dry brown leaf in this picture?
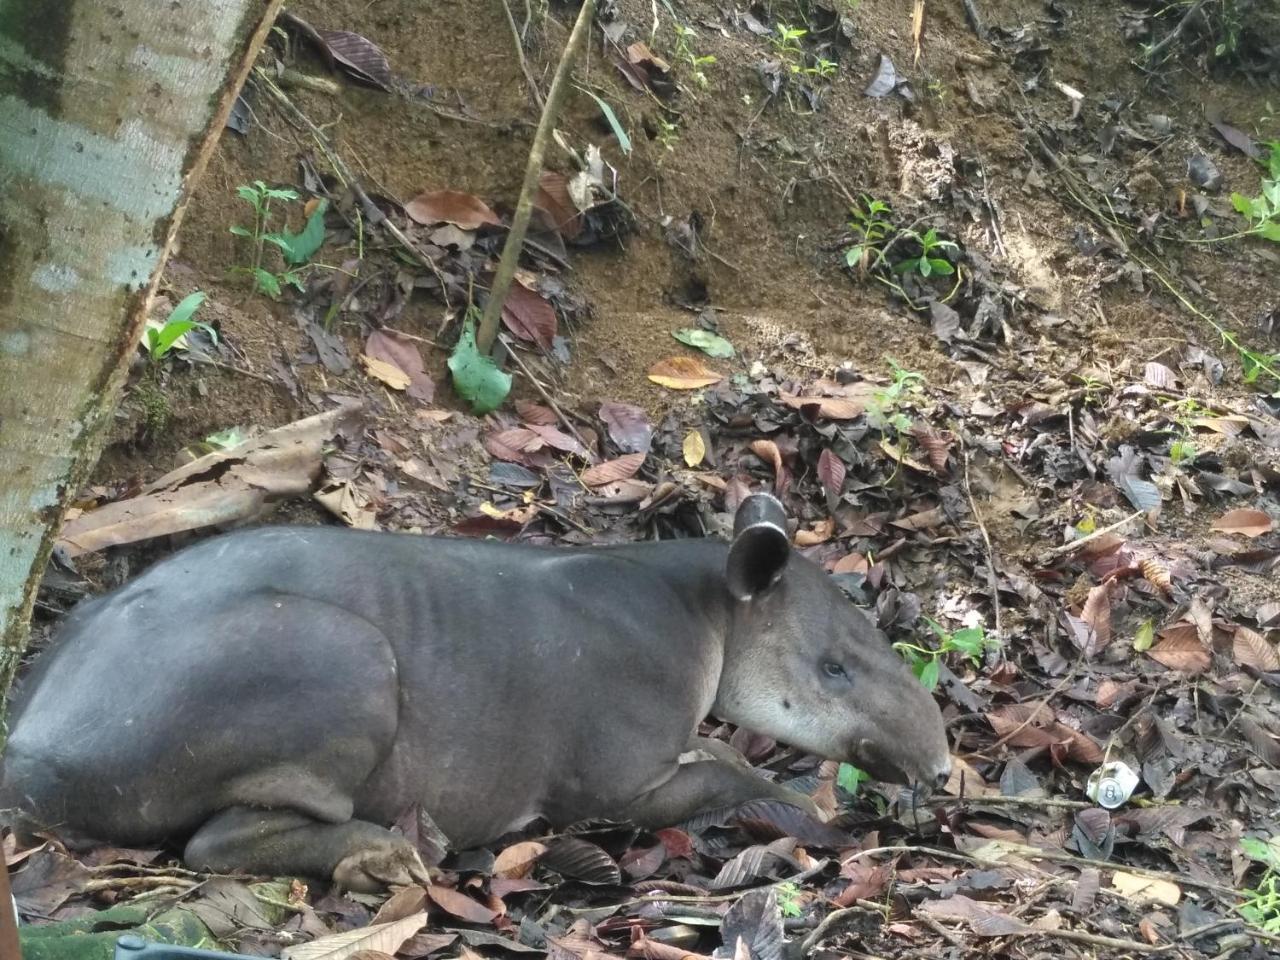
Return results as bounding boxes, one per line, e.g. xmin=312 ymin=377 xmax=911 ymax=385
xmin=986 ymin=703 xmax=1103 ymax=763
xmin=890 ymin=507 xmax=943 ymax=532
xmin=484 ymin=428 xmax=544 ymax=462
xmin=1144 ymin=361 xmax=1177 ymax=388
xmin=1192 ymin=414 xmax=1249 ymax=436
xmin=1146 ymin=630 xmax=1211 ymax=674
xmin=683 ymin=430 xmax=706 ymax=467
xmin=776 ymin=393 xmax=867 ymax=419
xmin=647 ymin=356 xmax=722 ymax=389
xmin=366 ymin=330 xmax=433 ymax=403
xmin=1080 ymin=582 xmax=1114 ymax=652
xmin=405 ymin=190 xmax=500 ymax=229
xmin=516 ymin=399 xmax=559 ymax=426
xmin=281 ymin=912 xmax=427 ymax=960
xmin=794 ymin=517 xmax=835 ymax=546
xmin=878 ymin=438 xmax=932 ymax=473
xmin=832 ymin=552 xmax=869 ymax=574
xmin=581 ymin=453 xmax=645 ymax=487
xmin=749 ymin=439 xmax=790 ymax=495
xmin=1233 ymin=625 xmax=1280 ymax=671
xmin=493 ymin=841 xmax=547 ymax=879
xmin=910 ymin=422 xmax=953 ymax=473
xmin=359 ymin=353 xmax=410 ymax=391
xmin=1111 ymin=872 xmax=1181 ymax=906
xmin=502 ymin=281 xmax=557 ymax=351
xmin=817 ymin=448 xmax=846 ymax=498
xmin=426 ymin=885 xmax=498 ymax=924
xmin=370 ymin=886 xmax=428 ymax=925
xmin=1211 ymin=508 xmax=1274 ymax=537
xmin=1139 ymin=556 xmax=1173 ymax=595
xmin=534 ymin=172 xmax=582 ymax=240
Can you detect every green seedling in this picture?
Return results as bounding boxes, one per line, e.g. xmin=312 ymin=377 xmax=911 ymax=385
xmin=146 ymin=292 xmax=216 ymax=362
xmin=844 ymin=196 xmax=894 ymax=272
xmin=770 ymin=23 xmax=837 ymax=79
xmin=894 ymin=227 xmax=959 ymax=278
xmin=654 ymin=114 xmax=680 ymax=152
xmin=1239 ymin=836 xmax=1280 ymax=933
xmin=1166 ymin=397 xmax=1211 ymax=465
xmin=775 ymin=882 xmax=805 ymax=918
xmin=230 ymin=181 xmax=328 ymax=298
xmin=867 ymin=359 xmax=924 ymax=437
xmin=893 ymin=618 xmax=995 ymax=690
xmin=1229 ymin=142 xmax=1280 ymax=243
xmin=673 ymin=24 xmax=715 ymax=89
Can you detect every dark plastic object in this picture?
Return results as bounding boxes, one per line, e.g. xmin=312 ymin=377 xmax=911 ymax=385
xmin=114 ymin=935 xmax=250 ymax=960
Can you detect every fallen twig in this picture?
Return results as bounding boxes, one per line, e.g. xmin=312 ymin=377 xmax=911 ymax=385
xmin=1142 ymin=0 xmax=1209 ymax=65
xmin=499 ymin=334 xmax=592 ymax=452
xmin=1042 ymin=509 xmax=1146 ymax=560
xmin=501 ymin=0 xmax=545 ymax=109
xmin=477 ymin=0 xmax=596 ymax=354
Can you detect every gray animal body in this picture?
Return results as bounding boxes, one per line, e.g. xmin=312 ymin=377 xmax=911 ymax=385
xmin=0 ymin=495 xmax=950 ymax=891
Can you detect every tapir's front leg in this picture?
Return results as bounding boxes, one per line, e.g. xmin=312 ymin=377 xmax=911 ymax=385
xmin=184 ymin=807 xmax=431 ymax=893
xmin=619 ymin=736 xmax=822 ymax=828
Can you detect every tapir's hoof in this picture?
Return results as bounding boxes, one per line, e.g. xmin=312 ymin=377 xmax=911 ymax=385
xmin=333 ymin=838 xmax=432 ymax=893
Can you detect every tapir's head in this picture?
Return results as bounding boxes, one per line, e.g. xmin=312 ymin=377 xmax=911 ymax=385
xmin=714 ymin=494 xmax=952 ymax=793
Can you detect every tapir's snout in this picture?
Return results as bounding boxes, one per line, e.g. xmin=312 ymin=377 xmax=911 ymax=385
xmin=854 ymin=736 xmax=952 ymax=794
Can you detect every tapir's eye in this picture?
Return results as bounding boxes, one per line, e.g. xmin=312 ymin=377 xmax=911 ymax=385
xmin=823 ymin=661 xmax=848 ymax=680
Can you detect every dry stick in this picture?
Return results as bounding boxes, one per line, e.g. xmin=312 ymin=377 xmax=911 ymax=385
xmin=501 ymin=0 xmax=545 ymax=109
xmin=1042 ymin=509 xmax=1146 ymax=560
xmin=1143 ymin=0 xmax=1210 ymax=64
xmin=960 ymin=443 xmax=1003 ymax=649
xmin=499 ymin=335 xmax=592 ymax=451
xmin=477 ymin=0 xmax=597 ymax=355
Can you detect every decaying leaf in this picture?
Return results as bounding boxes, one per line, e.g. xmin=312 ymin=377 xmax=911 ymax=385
xmin=1233 ymin=626 xmax=1280 ymax=672
xmin=406 ymin=190 xmax=500 ymax=230
xmin=599 ymin=401 xmax=653 ymax=454
xmin=581 ymin=453 xmax=645 ymax=487
xmin=1211 ymin=508 xmax=1274 ymax=538
xmin=366 ymin=329 xmax=434 ymax=403
xmin=1111 ymin=872 xmax=1180 ymax=906
xmin=502 ymin=281 xmax=557 ymax=351
xmin=56 ymin=405 xmax=363 ymax=559
xmin=1079 ymin=582 xmax=1114 ymax=654
xmin=426 ymin=885 xmax=498 ymax=924
xmin=281 ymin=912 xmax=427 ymax=960
xmin=777 ymin=392 xmax=870 ymax=420
xmin=749 ymin=439 xmax=790 ymax=495
xmin=493 ymin=841 xmax=547 ymax=879
xmin=817 ymin=448 xmax=846 ymax=498
xmin=647 ymin=356 xmax=722 ymax=389
xmin=1146 ymin=629 xmax=1211 ymax=675
xmin=541 ymin=837 xmax=622 ymax=885
xmin=1139 ymin=557 xmax=1173 ymax=595
xmin=360 ymin=353 xmax=411 ymax=391
xmin=683 ymin=430 xmax=706 ymax=466
xmin=316 ymin=29 xmax=393 ymax=90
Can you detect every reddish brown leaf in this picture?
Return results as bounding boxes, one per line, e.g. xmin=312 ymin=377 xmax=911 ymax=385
xmin=655 ymin=829 xmax=694 ymax=860
xmin=1211 ymin=508 xmax=1274 ymax=538
xmin=406 ymin=190 xmax=500 ymax=229
xmin=484 ymin=428 xmax=543 ymax=462
xmin=986 ymin=704 xmax=1103 ymax=763
xmin=618 ymin=844 xmax=665 ymax=881
xmin=371 ymin=886 xmax=428 ymax=925
xmin=317 ymin=29 xmax=392 ymax=89
xmin=426 ymin=885 xmax=498 ymax=924
xmin=598 ymin=402 xmax=653 ymax=454
xmin=817 ymin=448 xmax=846 ymax=498
xmin=493 ymin=841 xmax=547 ymax=879
xmin=776 ymin=393 xmax=867 ymax=419
xmin=366 ymin=329 xmax=433 ymax=403
xmin=1146 ymin=630 xmax=1211 ymax=674
xmin=526 ymin=422 xmax=590 ymax=459
xmin=749 ymin=439 xmax=790 ymax=495
xmin=501 ymin=281 xmax=557 ymax=351
xmin=1233 ymin=625 xmax=1280 ymax=671
xmin=832 ymin=552 xmax=869 ymax=574
xmin=910 ymin=422 xmax=953 ymax=473
xmin=534 ymin=172 xmax=582 ymax=240
xmin=516 ymin=400 xmax=558 ymax=426
xmin=890 ymin=507 xmax=942 ymax=532
xmin=835 ymin=862 xmax=890 ymax=906
xmin=581 ymin=453 xmax=645 ymax=487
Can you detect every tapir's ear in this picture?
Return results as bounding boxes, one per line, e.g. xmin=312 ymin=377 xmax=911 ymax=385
xmin=726 ymin=493 xmax=791 ymax=601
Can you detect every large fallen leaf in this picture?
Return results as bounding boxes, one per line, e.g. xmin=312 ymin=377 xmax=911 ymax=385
xmin=281 ymin=911 xmax=427 ymax=960
xmin=985 ymin=703 xmax=1103 ymax=763
xmin=581 ymin=453 xmax=645 ymax=487
xmin=494 ymin=841 xmax=547 ymax=879
xmin=1233 ymin=626 xmax=1280 ymax=671
xmin=366 ymin=329 xmax=434 ymax=402
xmin=316 ymin=29 xmax=393 ymax=90
xmin=916 ymin=895 xmax=1030 ymax=937
xmin=817 ymin=449 xmax=846 ymax=498
xmin=56 ymin=405 xmax=362 ymax=559
xmin=776 ymin=393 xmax=868 ymax=419
xmin=502 ymin=281 xmax=557 ymax=350
xmin=683 ymin=430 xmax=706 ymax=466
xmin=647 ymin=356 xmax=722 ymax=389
xmin=1146 ymin=629 xmax=1211 ymax=674
xmin=406 ymin=190 xmax=500 ymax=229
xmin=673 ymin=328 xmax=734 ymax=358
xmin=1211 ymin=508 xmax=1273 ymax=537
xmin=599 ymin=401 xmax=653 ymax=453
xmin=1078 ymin=582 xmax=1114 ymax=655
xmin=426 ymin=885 xmax=498 ymax=924
xmin=449 ymin=315 xmax=511 ymax=414
xmin=541 ymin=837 xmax=621 ymax=885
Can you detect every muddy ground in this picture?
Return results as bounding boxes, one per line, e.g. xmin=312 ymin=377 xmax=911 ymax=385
xmin=11 ymin=0 xmax=1280 ymax=957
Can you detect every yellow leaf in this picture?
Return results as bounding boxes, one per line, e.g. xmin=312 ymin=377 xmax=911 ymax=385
xmin=683 ymin=430 xmax=706 ymax=466
xmin=1111 ymin=872 xmax=1180 ymax=906
xmin=360 ymin=354 xmax=411 ymax=391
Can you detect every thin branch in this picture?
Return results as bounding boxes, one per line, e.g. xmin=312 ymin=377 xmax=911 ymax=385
xmin=499 ymin=335 xmax=592 ymax=451
xmin=477 ymin=0 xmax=597 ymax=354
xmin=501 ymin=0 xmax=545 ymax=109
xmin=1143 ymin=0 xmax=1210 ymax=64
xmin=1042 ymin=509 xmax=1146 ymax=560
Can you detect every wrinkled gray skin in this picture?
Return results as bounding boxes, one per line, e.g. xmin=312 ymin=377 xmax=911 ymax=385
xmin=0 ymin=495 xmax=950 ymax=892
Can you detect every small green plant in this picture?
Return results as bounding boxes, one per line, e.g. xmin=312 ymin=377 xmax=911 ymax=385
xmin=672 ymin=24 xmax=715 ymax=89
xmin=894 ymin=618 xmax=995 ymax=690
xmin=837 ymin=762 xmax=869 ymax=796
xmin=1239 ymin=836 xmax=1280 ymax=933
xmin=654 ymin=114 xmax=680 ymax=152
xmin=770 ymin=23 xmax=837 ymax=79
xmin=867 ymin=359 xmax=924 ymax=437
xmin=894 ymin=227 xmax=959 ymax=278
xmin=775 ymin=881 xmax=805 ymax=918
xmin=145 ymin=291 xmax=216 ymax=362
xmin=230 ymin=181 xmax=328 ymax=298
xmin=1229 ymin=141 xmax=1280 ymax=243
xmin=844 ymin=196 xmax=894 ymax=272
xmin=1166 ymin=397 xmax=1211 ymax=465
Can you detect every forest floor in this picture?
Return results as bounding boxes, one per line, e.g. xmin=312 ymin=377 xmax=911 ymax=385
xmin=11 ymin=0 xmax=1280 ymax=958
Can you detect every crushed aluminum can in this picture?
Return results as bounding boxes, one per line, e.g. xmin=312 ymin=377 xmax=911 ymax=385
xmin=1086 ymin=760 xmax=1141 ymax=809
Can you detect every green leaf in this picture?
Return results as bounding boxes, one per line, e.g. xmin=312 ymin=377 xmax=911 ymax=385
xmin=919 ymin=257 xmax=932 ymax=277
xmin=928 ymin=258 xmax=955 ymax=275
xmin=263 ymin=187 xmax=300 ymax=201
xmin=279 ymin=199 xmax=329 ymax=265
xmin=893 ymin=258 xmax=918 ymax=275
xmin=283 ymin=270 xmax=306 ymax=292
xmin=168 ymin=291 xmax=206 ymax=326
xmin=149 ymin=320 xmax=215 ymax=360
xmin=261 ymin=232 xmax=293 ymax=252
xmin=1133 ymin=619 xmax=1155 ymax=651
xmin=918 ymin=657 xmax=940 ymax=690
xmin=206 ymin=426 xmax=248 ymax=449
xmin=1231 ymin=192 xmax=1256 ymax=217
xmin=236 ymin=184 xmax=262 ymax=205
xmin=1258 ymin=221 xmax=1280 ymax=243
xmin=254 ymin=268 xmax=281 ymax=299
xmin=448 ymin=315 xmax=512 ymax=414
xmin=837 ymin=762 xmax=868 ymax=795
xmin=580 ymin=89 xmax=632 ymax=155
xmin=673 ymin=327 xmax=734 ymax=358
xmin=228 ymin=225 xmax=252 ymax=237
xmin=949 ymin=627 xmax=986 ymax=660
xmin=845 ymin=244 xmax=864 ymax=267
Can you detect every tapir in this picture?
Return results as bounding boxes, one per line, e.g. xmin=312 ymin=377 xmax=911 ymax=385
xmin=0 ymin=494 xmax=951 ymax=891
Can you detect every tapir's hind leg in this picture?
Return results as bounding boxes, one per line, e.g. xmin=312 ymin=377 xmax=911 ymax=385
xmin=184 ymin=806 xmax=430 ymax=893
